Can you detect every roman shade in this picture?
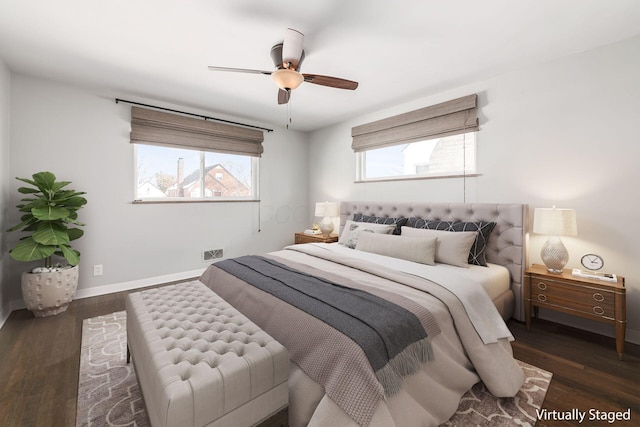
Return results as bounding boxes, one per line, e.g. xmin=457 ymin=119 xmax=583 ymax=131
xmin=351 ymin=94 xmax=478 ymax=152
xmin=130 ymin=106 xmax=264 ymax=157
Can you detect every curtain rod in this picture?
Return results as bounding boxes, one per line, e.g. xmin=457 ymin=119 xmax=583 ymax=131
xmin=115 ymin=98 xmax=273 ymax=133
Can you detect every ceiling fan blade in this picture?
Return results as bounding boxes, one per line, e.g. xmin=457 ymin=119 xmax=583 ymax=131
xmin=282 ymin=28 xmax=304 ymax=70
xmin=303 ymin=74 xmax=359 ymax=90
xmin=208 ymin=66 xmax=272 ymax=75
xmin=278 ymin=89 xmax=290 ymax=105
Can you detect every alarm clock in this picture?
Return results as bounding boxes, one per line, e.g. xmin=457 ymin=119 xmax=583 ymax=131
xmin=581 ymin=253 xmax=604 ymax=271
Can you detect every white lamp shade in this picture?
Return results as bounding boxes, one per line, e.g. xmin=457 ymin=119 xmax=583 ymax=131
xmin=315 ymin=202 xmax=339 ymax=217
xmin=533 ymin=208 xmax=577 ymax=236
xmin=271 ymin=68 xmax=304 ymax=90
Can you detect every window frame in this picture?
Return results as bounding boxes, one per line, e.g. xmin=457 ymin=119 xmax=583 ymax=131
xmin=133 ymin=144 xmax=260 ymax=203
xmin=355 ymin=132 xmax=478 ymax=183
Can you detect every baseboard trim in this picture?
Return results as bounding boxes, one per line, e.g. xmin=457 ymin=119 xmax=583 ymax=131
xmin=74 ymin=268 xmax=208 ymax=300
xmin=0 ymin=306 xmax=11 ymax=332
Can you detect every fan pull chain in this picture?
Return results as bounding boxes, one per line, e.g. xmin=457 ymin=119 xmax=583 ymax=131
xmin=286 ymin=97 xmax=292 ymax=130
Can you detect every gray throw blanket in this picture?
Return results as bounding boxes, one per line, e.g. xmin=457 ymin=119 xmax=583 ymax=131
xmin=215 ymin=255 xmax=434 ymax=395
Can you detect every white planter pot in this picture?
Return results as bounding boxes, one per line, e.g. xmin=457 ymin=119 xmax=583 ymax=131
xmin=21 ymin=265 xmax=79 ymax=317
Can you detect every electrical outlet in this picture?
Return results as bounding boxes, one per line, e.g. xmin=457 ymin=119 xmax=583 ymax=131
xmin=93 ymin=264 xmax=103 ymax=276
xmin=202 ymin=249 xmax=223 ymax=261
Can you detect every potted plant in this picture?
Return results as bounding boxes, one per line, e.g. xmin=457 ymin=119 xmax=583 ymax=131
xmin=6 ymin=171 xmax=87 ymax=317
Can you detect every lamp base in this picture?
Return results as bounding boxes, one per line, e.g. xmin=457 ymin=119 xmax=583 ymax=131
xmin=541 ymin=236 xmax=569 ymax=273
xmin=319 ymin=216 xmax=334 ymax=237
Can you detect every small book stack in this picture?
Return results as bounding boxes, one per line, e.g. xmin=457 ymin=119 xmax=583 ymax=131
xmin=571 ymin=268 xmax=617 ymax=283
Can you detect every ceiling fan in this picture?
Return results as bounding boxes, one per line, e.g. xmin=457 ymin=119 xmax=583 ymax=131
xmin=208 ymin=28 xmax=358 ymax=105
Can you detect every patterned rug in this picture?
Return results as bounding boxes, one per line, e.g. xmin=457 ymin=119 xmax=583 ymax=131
xmin=443 ymin=360 xmax=552 ymax=426
xmin=76 ymin=311 xmax=149 ymax=427
xmin=76 ymin=311 xmax=552 ymax=427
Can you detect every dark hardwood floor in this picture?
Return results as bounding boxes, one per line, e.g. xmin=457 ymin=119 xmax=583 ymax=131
xmin=509 ymin=318 xmax=640 ymax=426
xmin=0 ymin=286 xmax=638 ymax=426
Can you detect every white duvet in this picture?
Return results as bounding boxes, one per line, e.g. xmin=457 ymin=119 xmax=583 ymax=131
xmin=297 ymin=243 xmax=513 ymax=344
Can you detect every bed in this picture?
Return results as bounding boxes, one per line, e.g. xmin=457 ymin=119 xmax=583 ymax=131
xmin=338 ymin=201 xmax=528 ymax=322
xmin=199 ymin=201 xmax=528 ymax=427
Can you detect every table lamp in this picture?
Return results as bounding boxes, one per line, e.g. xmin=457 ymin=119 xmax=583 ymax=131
xmin=533 ymin=207 xmax=577 ymax=273
xmin=315 ymin=202 xmax=339 ymax=237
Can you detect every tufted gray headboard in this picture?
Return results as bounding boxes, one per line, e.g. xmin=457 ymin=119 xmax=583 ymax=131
xmin=340 ymin=201 xmax=528 ymax=321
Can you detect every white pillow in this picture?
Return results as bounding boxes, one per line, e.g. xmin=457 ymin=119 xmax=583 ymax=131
xmin=339 ymin=220 xmax=395 ymax=248
xmin=401 ymin=226 xmax=477 ymax=267
xmin=355 ymin=232 xmax=437 ymax=265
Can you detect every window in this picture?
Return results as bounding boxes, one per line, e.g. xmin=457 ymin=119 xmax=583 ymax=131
xmin=129 ymin=106 xmax=263 ymax=202
xmin=356 ymin=132 xmax=476 ymax=181
xmin=351 ymin=94 xmax=479 ymax=183
xmin=135 ymin=145 xmax=258 ymax=201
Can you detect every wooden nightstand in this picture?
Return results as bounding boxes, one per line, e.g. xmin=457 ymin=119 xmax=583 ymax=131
xmin=294 ymin=232 xmax=338 ymax=244
xmin=524 ymin=264 xmax=626 ymax=359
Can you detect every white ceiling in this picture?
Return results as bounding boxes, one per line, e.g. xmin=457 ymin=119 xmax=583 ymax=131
xmin=1 ymin=0 xmax=639 ymax=131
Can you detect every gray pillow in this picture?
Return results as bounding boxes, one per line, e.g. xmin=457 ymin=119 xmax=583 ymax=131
xmin=355 ymin=232 xmax=437 ymax=265
xmin=338 ymin=220 xmax=395 ymax=249
xmin=352 ymin=214 xmax=408 ymax=235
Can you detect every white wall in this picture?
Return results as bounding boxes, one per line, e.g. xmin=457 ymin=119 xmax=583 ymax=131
xmin=309 ymin=35 xmax=640 ymax=344
xmin=5 ymin=75 xmax=309 ymax=305
xmin=0 ymin=58 xmax=10 ymax=326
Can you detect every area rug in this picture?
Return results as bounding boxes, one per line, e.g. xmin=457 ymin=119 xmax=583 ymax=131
xmin=76 ymin=311 xmax=149 ymax=427
xmin=442 ymin=359 xmax=552 ymax=426
xmin=76 ymin=311 xmax=552 ymax=427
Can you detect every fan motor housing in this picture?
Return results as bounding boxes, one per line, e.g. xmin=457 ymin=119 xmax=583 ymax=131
xmin=271 ymin=43 xmax=305 ymax=71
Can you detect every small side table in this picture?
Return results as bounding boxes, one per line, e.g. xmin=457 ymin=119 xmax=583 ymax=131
xmin=524 ymin=264 xmax=626 ymax=359
xmin=294 ymin=232 xmax=338 ymax=244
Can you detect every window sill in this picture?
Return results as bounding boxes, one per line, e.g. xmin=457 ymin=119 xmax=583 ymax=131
xmin=355 ymin=173 xmax=480 ymax=184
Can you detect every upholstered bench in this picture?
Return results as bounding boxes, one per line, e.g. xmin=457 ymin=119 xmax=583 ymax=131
xmin=125 ymin=280 xmax=289 ymax=427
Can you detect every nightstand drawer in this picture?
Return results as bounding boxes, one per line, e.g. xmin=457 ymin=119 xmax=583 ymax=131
xmin=530 ymin=276 xmax=615 ymax=319
xmin=295 ymin=234 xmax=314 ymax=244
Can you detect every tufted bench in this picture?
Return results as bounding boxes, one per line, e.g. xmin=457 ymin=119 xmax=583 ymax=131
xmin=125 ymin=280 xmax=289 ymax=427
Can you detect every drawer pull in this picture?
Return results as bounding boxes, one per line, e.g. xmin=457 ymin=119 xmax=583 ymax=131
xmin=537 ymin=294 xmax=547 ymax=302
xmin=593 ymin=306 xmax=605 ymax=315
xmin=537 ymin=282 xmax=547 ymax=291
xmin=593 ymin=293 xmax=605 ymax=302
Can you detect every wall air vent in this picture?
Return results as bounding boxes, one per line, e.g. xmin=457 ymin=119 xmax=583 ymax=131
xmin=202 ymin=249 xmax=223 ymax=262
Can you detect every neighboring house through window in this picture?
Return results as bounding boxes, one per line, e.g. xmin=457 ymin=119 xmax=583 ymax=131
xmin=136 ymin=145 xmax=257 ymax=201
xmin=165 ymin=161 xmax=250 ymax=198
xmin=357 ymin=132 xmax=476 ymax=181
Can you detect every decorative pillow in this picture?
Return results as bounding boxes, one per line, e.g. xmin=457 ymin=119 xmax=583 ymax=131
xmin=352 ymin=214 xmax=408 ymax=235
xmin=355 ymin=232 xmax=437 ymax=265
xmin=405 ymin=219 xmax=496 ymax=266
xmin=338 ymin=220 xmax=395 ymax=249
xmin=401 ymin=226 xmax=477 ymax=268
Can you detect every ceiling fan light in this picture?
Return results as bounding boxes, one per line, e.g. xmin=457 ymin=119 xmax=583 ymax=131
xmin=271 ymin=68 xmax=303 ymax=90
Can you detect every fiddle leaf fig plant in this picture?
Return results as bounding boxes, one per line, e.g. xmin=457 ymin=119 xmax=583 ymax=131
xmin=7 ymin=171 xmax=87 ymax=269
